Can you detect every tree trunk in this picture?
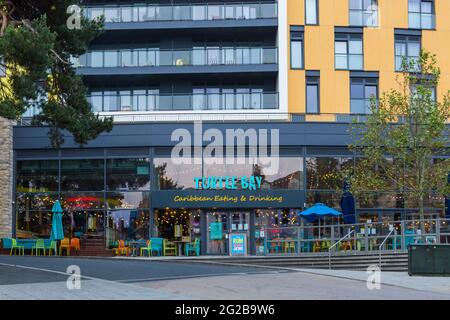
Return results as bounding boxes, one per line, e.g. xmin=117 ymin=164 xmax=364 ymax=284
xmin=0 ymin=117 xmax=13 ymax=238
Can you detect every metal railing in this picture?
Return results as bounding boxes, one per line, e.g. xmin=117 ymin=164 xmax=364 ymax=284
xmin=84 ymin=2 xmax=278 ymax=23
xmin=378 ymin=227 xmax=395 ymax=269
xmin=329 ymin=229 xmax=355 ymax=269
xmin=262 ymin=218 xmax=450 ymax=258
xmin=87 ymin=92 xmax=278 ymax=112
xmin=75 ymin=47 xmax=278 ymax=68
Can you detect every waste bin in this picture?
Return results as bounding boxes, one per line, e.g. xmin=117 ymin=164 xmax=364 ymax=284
xmin=408 ymin=244 xmax=450 ymax=276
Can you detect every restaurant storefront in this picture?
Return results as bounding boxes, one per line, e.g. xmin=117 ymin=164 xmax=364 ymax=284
xmin=12 ymin=122 xmax=448 ymax=255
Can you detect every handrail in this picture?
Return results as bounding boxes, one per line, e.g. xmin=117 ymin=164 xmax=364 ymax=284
xmin=328 ymin=229 xmax=355 ymax=269
xmin=378 ymin=227 xmax=395 ymax=270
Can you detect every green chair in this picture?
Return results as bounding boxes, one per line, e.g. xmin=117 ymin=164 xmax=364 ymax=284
xmin=185 ymin=238 xmax=200 ymax=256
xmin=163 ymin=239 xmax=177 ymax=256
xmin=31 ymin=239 xmax=46 ymax=256
xmin=140 ymin=240 xmax=152 ymax=257
xmin=10 ymin=239 xmax=24 ymax=256
xmin=45 ymin=240 xmax=58 ymax=256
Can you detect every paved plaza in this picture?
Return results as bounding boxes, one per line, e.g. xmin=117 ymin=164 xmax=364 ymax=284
xmin=0 ymin=256 xmax=449 ymax=300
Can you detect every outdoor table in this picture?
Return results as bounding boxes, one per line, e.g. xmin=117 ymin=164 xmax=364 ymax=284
xmin=173 ymin=240 xmax=188 ymax=256
xmin=127 ymin=241 xmax=142 ymax=257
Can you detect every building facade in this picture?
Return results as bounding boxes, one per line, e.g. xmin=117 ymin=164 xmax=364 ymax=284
xmin=6 ymin=0 xmax=450 ymax=254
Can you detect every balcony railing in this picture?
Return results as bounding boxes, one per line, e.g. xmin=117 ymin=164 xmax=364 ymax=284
xmin=408 ymin=12 xmax=436 ymax=29
xmin=75 ymin=47 xmax=278 ymax=68
xmin=84 ymin=2 xmax=278 ymax=23
xmin=88 ymin=92 xmax=279 ymax=112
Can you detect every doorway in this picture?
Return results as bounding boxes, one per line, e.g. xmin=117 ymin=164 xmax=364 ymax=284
xmin=206 ymin=210 xmax=250 ymax=255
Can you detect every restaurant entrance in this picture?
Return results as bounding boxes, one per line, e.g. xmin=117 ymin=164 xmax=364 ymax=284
xmin=206 ymin=210 xmax=250 ymax=255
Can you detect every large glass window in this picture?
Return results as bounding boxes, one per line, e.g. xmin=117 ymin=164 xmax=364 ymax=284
xmin=61 ymin=159 xmax=104 ymax=191
xmin=350 ymin=77 xmax=378 ymax=114
xmin=306 ymin=76 xmax=320 ymax=114
xmin=154 ymin=157 xmax=202 ymax=190
xmin=106 ymin=209 xmax=150 ymax=246
xmin=349 ymin=0 xmax=378 ymax=27
xmin=395 ymin=35 xmax=421 ymax=71
xmin=16 ymin=160 xmax=59 ymax=192
xmin=290 ymin=30 xmax=304 ymax=69
xmin=106 ymin=158 xmax=150 ymax=191
xmin=305 ymin=0 xmax=318 ymax=25
xmin=335 ymin=33 xmax=363 ymax=70
xmin=409 ymin=0 xmax=435 ymax=29
xmin=306 ymin=157 xmax=354 ymax=190
xmin=106 ymin=192 xmax=150 ymax=209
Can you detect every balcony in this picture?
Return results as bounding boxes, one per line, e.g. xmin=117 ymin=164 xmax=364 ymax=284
xmin=84 ymin=2 xmax=278 ymax=31
xmin=75 ymin=47 xmax=278 ymax=68
xmin=85 ymin=2 xmax=277 ymax=23
xmin=88 ymin=92 xmax=279 ymax=112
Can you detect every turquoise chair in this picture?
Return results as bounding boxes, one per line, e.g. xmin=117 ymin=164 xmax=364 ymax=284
xmin=31 ymin=239 xmax=46 ymax=256
xmin=10 ymin=239 xmax=24 ymax=256
xmin=45 ymin=240 xmax=58 ymax=256
xmin=1 ymin=238 xmax=12 ymax=250
xmin=185 ymin=239 xmax=200 ymax=256
xmin=150 ymin=238 xmax=163 ymax=256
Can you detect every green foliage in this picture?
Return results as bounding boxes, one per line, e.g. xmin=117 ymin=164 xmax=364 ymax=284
xmin=344 ymin=51 xmax=450 ymax=218
xmin=0 ymin=0 xmax=112 ymax=146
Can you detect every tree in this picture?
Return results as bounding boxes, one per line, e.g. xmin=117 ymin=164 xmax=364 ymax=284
xmin=345 ymin=51 xmax=450 ymax=227
xmin=0 ymin=0 xmax=112 ymax=146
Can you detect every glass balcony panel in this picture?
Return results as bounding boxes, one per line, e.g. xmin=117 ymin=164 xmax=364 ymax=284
xmin=159 ymin=95 xmax=173 ymax=110
xmin=104 ymin=94 xmax=119 ymax=112
xmin=119 ymin=91 xmax=132 ymax=111
xmin=263 ymin=48 xmax=277 ymax=64
xmin=263 ymin=93 xmax=277 ymax=109
xmin=145 ymin=6 xmax=159 ymax=20
xmin=137 ymin=6 xmax=147 ymax=22
xmin=208 ymin=5 xmax=223 ymax=20
xmin=207 ymin=48 xmax=220 ymax=65
xmin=104 ymin=7 xmax=120 ymax=22
xmin=173 ymin=50 xmax=191 ymax=66
xmin=90 ymin=8 xmax=104 ymax=20
xmin=223 ymin=91 xmax=235 ymax=110
xmin=251 ymin=92 xmax=262 ymax=109
xmin=104 ymin=51 xmax=118 ymax=67
xmin=90 ymin=52 xmax=103 ymax=67
xmin=222 ymin=48 xmax=235 ymax=64
xmin=225 ymin=5 xmax=235 ymax=19
xmin=172 ymin=94 xmax=191 ymax=110
xmin=121 ymin=7 xmax=132 ymax=22
xmin=159 ymin=51 xmax=173 ymax=66
xmin=173 ymin=6 xmax=191 ymax=20
xmin=147 ymin=90 xmax=158 ymax=111
xmin=90 ymin=93 xmax=103 ymax=112
xmin=250 ymin=48 xmax=261 ymax=64
xmin=207 ymin=90 xmax=220 ymax=110
xmin=262 ymin=3 xmax=277 ymax=18
xmin=159 ymin=6 xmax=172 ymax=20
xmin=192 ymin=48 xmax=205 ymax=65
xmin=193 ymin=91 xmax=205 ymax=110
xmin=192 ymin=5 xmax=206 ymax=20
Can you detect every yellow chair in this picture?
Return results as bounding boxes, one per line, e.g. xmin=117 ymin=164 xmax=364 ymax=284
xmin=70 ymin=238 xmax=80 ymax=254
xmin=283 ymin=240 xmax=296 ymax=253
xmin=59 ymin=238 xmax=71 ymax=256
xmin=321 ymin=240 xmax=331 ymax=252
xmin=163 ymin=239 xmax=177 ymax=256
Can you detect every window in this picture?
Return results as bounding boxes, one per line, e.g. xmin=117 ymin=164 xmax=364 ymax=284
xmin=350 ymin=77 xmax=378 ymax=114
xmin=395 ymin=35 xmax=421 ymax=71
xmin=290 ymin=28 xmax=304 ymax=69
xmin=409 ymin=0 xmax=435 ymax=29
xmin=335 ymin=33 xmax=363 ymax=70
xmin=305 ymin=0 xmax=318 ymax=25
xmin=306 ymin=76 xmax=320 ymax=113
xmin=106 ymin=158 xmax=151 ymax=191
xmin=349 ymin=0 xmax=378 ymax=27
xmin=411 ymin=83 xmax=436 ymax=102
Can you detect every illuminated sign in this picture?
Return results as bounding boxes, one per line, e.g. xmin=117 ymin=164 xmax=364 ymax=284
xmin=194 ymin=176 xmax=263 ymax=190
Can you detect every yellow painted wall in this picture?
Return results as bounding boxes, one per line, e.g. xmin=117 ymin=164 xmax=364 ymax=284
xmin=287 ymin=0 xmax=450 ymax=116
